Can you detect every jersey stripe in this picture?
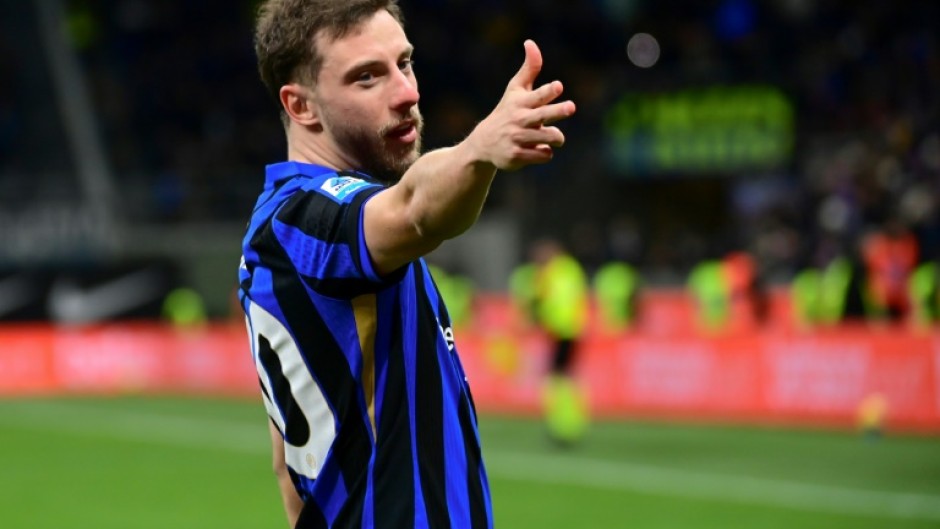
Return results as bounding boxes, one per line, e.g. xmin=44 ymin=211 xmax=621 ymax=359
xmin=352 ymin=294 xmax=378 ymax=441
xmin=274 ymin=219 xmax=360 ymax=279
xmin=277 ymin=190 xmax=346 ymax=243
xmin=373 ymin=303 xmax=416 ymax=529
xmin=412 ymin=267 xmax=451 ymax=527
xmin=295 ymin=499 xmax=329 ymax=529
xmin=459 ymin=398 xmax=491 ymax=529
xmin=441 ymin=295 xmax=490 ymax=528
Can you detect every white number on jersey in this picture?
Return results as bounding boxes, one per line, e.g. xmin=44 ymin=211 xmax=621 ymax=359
xmin=246 ymin=301 xmax=336 ymax=480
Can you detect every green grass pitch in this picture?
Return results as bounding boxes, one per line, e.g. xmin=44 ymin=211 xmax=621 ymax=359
xmin=1 ymin=396 xmax=938 ymax=528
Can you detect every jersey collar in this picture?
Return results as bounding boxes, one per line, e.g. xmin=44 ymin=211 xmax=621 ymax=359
xmin=264 ymin=161 xmax=338 ymax=187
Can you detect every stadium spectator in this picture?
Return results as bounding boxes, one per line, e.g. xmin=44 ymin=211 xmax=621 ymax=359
xmin=860 ymin=216 xmax=919 ymax=321
xmin=688 ymin=250 xmax=768 ymax=333
xmin=791 ymin=256 xmax=854 ymax=328
xmin=237 ymin=0 xmax=575 ymax=526
xmin=909 ymin=260 xmax=939 ymax=328
xmin=592 ymin=260 xmax=641 ymax=334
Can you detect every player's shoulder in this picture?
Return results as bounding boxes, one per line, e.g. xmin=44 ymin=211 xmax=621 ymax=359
xmin=302 ymin=171 xmax=383 ymax=205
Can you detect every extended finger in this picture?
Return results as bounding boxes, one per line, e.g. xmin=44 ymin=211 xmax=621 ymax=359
xmin=520 ymin=144 xmax=556 ymax=164
xmin=505 ymin=145 xmax=555 ymax=170
xmin=514 ymin=125 xmax=566 ymax=148
xmin=520 ymin=80 xmax=564 ymax=109
xmin=508 ymin=40 xmax=543 ymax=91
xmin=520 ymin=101 xmax=577 ymax=127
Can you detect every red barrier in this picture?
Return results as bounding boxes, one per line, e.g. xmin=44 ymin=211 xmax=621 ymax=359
xmin=1 ymin=292 xmax=937 ymax=433
xmin=458 ymin=326 xmax=939 ymax=432
xmin=0 ymin=323 xmax=255 ymax=397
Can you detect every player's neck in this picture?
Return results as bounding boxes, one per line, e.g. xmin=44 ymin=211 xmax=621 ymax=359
xmin=286 ymin=127 xmax=353 ymax=172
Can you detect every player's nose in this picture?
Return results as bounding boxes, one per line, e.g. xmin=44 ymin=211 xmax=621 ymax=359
xmin=390 ymin=69 xmax=419 ymax=109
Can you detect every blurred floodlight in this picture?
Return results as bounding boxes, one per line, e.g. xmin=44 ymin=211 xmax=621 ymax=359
xmin=626 ymin=33 xmax=660 ymax=68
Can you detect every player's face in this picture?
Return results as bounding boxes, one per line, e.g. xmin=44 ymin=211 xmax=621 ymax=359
xmin=313 ymin=10 xmax=423 ymax=184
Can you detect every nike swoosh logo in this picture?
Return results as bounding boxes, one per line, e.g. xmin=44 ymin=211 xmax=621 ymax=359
xmin=47 ymin=268 xmax=168 ymax=324
xmin=0 ymin=274 xmax=37 ymax=317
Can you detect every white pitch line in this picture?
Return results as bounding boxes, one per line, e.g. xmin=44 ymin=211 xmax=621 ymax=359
xmin=2 ymin=402 xmax=939 ymax=520
xmin=0 ymin=401 xmax=268 ymax=454
xmin=485 ymin=451 xmax=940 ymax=521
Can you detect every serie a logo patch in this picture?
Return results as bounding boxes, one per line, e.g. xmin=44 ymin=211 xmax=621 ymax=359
xmin=320 ymin=176 xmax=371 ymax=202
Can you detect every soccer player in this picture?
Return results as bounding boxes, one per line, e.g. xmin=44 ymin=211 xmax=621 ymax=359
xmin=513 ymin=237 xmax=591 ymax=444
xmin=238 ymin=1 xmax=576 ymax=527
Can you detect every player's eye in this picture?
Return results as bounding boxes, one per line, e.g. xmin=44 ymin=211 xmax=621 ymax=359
xmin=399 ymin=59 xmax=414 ymax=73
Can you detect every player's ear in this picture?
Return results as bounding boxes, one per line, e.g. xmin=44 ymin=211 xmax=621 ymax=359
xmin=279 ymin=83 xmax=320 ymax=127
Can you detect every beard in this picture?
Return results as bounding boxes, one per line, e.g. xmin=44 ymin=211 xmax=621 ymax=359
xmin=323 ymin=107 xmax=424 ymax=185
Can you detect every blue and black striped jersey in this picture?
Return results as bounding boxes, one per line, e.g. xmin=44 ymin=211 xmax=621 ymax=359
xmin=238 ymin=161 xmax=493 ymax=529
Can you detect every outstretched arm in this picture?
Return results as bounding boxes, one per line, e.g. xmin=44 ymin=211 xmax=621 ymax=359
xmin=364 ymin=40 xmax=576 ymax=275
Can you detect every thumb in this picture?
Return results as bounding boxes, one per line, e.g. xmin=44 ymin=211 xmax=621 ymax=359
xmin=509 ymin=39 xmax=542 ymax=90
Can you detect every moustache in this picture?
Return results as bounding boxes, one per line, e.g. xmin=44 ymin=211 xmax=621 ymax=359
xmin=381 ymin=111 xmax=423 ymax=137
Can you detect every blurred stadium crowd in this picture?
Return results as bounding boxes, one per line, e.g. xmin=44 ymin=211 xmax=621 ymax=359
xmin=0 ymin=0 xmax=937 ymax=310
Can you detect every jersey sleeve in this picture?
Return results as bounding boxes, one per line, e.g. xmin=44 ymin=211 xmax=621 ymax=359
xmin=271 ymin=174 xmax=401 ymax=297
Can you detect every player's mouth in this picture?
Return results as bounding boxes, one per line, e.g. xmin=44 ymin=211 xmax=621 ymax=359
xmin=386 ymin=120 xmax=418 ymax=144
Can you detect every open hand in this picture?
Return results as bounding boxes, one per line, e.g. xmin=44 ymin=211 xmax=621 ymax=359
xmin=468 ymin=40 xmax=576 ymax=172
